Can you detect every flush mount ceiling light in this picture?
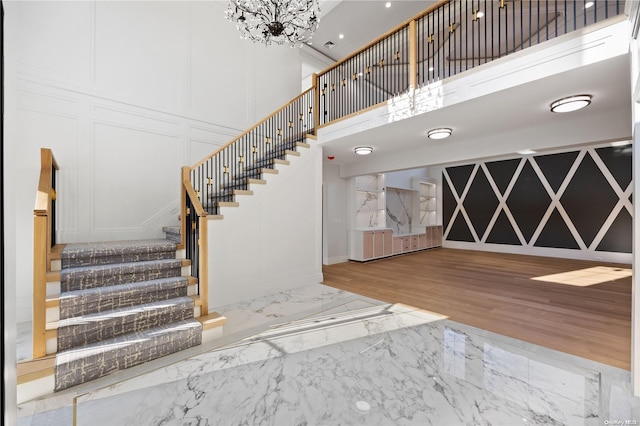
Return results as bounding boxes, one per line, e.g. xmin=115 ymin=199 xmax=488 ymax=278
xmin=354 ymin=146 xmax=373 ymax=155
xmin=550 ymin=94 xmax=592 ymax=113
xmin=427 ymin=128 xmax=452 ymax=140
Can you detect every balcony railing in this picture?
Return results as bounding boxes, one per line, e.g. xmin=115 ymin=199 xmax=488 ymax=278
xmin=316 ymin=0 xmax=623 ymax=126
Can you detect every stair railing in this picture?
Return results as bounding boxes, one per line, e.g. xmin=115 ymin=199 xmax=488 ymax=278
xmin=179 ymin=85 xmax=316 ymax=313
xmin=33 ymin=148 xmax=58 ymax=359
xmin=181 ymin=167 xmax=209 ymax=316
xmin=316 ymin=0 xmax=623 ymax=127
xmin=189 ymin=86 xmax=316 ymax=215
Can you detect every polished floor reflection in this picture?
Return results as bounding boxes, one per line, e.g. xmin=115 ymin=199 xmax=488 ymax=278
xmin=17 ymin=284 xmax=640 ymax=425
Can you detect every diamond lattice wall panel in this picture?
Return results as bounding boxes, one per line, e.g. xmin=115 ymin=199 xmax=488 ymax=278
xmin=442 ymin=144 xmax=632 ymax=257
xmin=442 ymin=173 xmax=457 ymax=231
xmin=485 ymin=159 xmax=521 ymax=196
xmin=534 ymin=151 xmax=579 ymax=193
xmin=463 ymin=167 xmax=499 ymax=240
xmin=447 ymin=213 xmax=475 ymax=242
xmin=506 ymin=160 xmax=551 ymax=243
xmin=595 ymin=145 xmax=632 ymax=190
xmin=447 ymin=164 xmax=475 ymax=198
xmin=560 ymin=152 xmax=619 ymax=248
xmin=534 ymin=208 xmax=580 ymax=249
xmin=485 ymin=210 xmax=521 ymax=245
xmin=596 ymin=209 xmax=633 ymax=253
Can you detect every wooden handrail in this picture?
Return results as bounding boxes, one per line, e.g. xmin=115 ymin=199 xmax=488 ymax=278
xmin=34 ymin=149 xmax=56 ymax=215
xmin=181 ymin=167 xmax=207 ymax=218
xmin=316 ymin=1 xmax=449 ymax=77
xmin=191 ymin=87 xmax=316 ymax=170
xmin=180 ymin=167 xmax=208 ymax=316
xmin=33 ymin=148 xmax=59 ymax=359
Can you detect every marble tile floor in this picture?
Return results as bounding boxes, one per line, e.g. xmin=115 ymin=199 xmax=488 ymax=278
xmin=16 ymin=284 xmax=640 ymax=425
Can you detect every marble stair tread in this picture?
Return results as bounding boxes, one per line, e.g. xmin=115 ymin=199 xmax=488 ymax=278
xmin=57 ymin=296 xmax=196 ymax=351
xmin=55 ymin=318 xmax=202 ymax=391
xmin=61 ymin=239 xmax=176 ymax=268
xmin=61 ymin=258 xmax=183 ymax=292
xmin=59 ymin=276 xmax=190 ymax=319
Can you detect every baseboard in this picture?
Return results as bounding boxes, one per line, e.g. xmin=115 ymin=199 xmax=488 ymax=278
xmin=324 ymin=255 xmax=349 ymax=265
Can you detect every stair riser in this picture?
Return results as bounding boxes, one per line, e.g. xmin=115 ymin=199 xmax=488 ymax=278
xmin=48 ymin=282 xmax=198 ymax=322
xmin=61 ymin=262 xmax=183 ymax=292
xmin=60 ymin=286 xmax=189 ymax=319
xmin=57 ymin=299 xmax=195 ymax=351
xmin=62 ymin=251 xmax=176 ymax=269
xmin=45 ymin=306 xmax=202 ymax=355
xmin=55 ymin=320 xmax=202 ymax=391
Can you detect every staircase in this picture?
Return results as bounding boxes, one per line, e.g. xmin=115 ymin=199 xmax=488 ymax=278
xmin=53 ymin=239 xmax=202 ymax=391
xmin=201 ymin=139 xmax=308 ymax=215
xmin=20 ymin=138 xmax=311 ymax=402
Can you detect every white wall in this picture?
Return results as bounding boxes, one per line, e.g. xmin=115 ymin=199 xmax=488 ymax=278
xmin=323 ymin=161 xmax=349 ymax=265
xmin=4 ymin=2 xmax=18 ymax=420
xmin=385 ymin=168 xmax=429 ymax=191
xmin=208 ymin=142 xmax=323 ymax=307
xmin=4 ymin=0 xmax=305 ymax=323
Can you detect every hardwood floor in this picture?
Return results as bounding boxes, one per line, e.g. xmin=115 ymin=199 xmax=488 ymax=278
xmin=322 ymin=248 xmax=632 ymax=370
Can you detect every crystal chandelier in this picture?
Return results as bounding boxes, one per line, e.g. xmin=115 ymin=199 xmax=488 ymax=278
xmin=226 ymin=0 xmax=321 ymax=47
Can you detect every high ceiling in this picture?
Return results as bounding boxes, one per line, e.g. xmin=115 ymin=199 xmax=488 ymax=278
xmin=305 ymin=1 xmax=631 ymax=172
xmin=310 ymin=1 xmax=437 ymax=62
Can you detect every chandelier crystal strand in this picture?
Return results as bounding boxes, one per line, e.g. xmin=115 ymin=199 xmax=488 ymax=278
xmin=226 ymin=0 xmax=321 ymax=47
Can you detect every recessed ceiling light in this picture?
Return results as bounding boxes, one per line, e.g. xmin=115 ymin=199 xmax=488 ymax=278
xmin=428 ymin=66 xmax=434 ymax=71
xmin=354 ymin=146 xmax=373 ymax=155
xmin=517 ymin=149 xmax=537 ymax=155
xmin=385 ymin=2 xmax=391 ymax=8
xmin=585 ymin=1 xmax=594 ymax=8
xmin=550 ymin=94 xmax=592 ymax=113
xmin=427 ymin=128 xmax=452 ymax=140
xmin=476 ymin=11 xmax=484 ymax=18
xmin=339 ymin=34 xmax=344 ymax=39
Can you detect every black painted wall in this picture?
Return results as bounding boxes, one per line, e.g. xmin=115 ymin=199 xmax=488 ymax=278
xmin=443 ymin=145 xmax=633 ymax=254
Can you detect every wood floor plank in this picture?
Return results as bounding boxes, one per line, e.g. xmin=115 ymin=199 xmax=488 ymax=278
xmin=322 ymin=248 xmax=632 ymax=370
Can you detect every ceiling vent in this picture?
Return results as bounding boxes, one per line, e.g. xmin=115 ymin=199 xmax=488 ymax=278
xmin=323 ymin=41 xmax=335 ymax=49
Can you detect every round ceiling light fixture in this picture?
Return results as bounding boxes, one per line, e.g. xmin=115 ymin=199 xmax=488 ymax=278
xmin=427 ymin=128 xmax=452 ymax=140
xmin=354 ymin=146 xmax=373 ymax=155
xmin=550 ymin=94 xmax=592 ymax=113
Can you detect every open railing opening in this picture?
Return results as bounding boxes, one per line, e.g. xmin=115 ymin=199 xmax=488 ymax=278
xmin=190 ymin=88 xmax=315 ymax=215
xmin=317 ymin=0 xmax=623 ymax=127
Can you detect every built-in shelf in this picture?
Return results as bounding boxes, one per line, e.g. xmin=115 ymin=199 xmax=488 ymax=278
xmin=348 ymin=226 xmax=443 ymax=261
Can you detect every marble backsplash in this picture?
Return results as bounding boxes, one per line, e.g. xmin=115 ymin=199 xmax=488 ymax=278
xmin=386 ymin=187 xmax=413 ymax=234
xmin=355 ymin=190 xmax=384 ymax=229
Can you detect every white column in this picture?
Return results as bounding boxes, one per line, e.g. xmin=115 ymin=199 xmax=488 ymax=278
xmin=4 ymin=2 xmax=19 ymax=423
xmin=630 ymin=35 xmax=640 ymax=396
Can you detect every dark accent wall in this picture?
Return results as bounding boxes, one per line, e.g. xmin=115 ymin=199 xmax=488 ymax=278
xmin=443 ymin=145 xmax=633 ymax=254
